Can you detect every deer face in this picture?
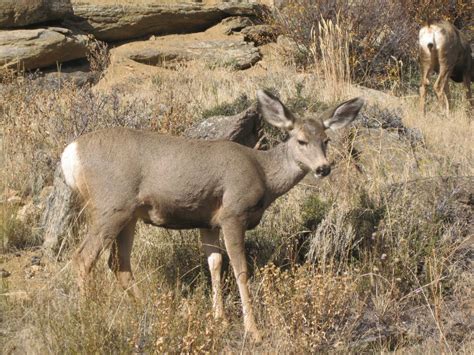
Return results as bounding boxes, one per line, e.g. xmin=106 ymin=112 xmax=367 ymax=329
xmin=288 ymin=119 xmax=332 ymax=178
xmin=257 ymin=90 xmax=364 ymax=178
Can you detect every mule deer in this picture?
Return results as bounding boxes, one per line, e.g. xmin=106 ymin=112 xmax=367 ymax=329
xmin=61 ymin=90 xmax=364 ymax=342
xmin=419 ymin=20 xmax=473 ymax=113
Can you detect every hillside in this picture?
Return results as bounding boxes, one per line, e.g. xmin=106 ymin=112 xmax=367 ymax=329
xmin=1 ymin=1 xmax=473 ymax=353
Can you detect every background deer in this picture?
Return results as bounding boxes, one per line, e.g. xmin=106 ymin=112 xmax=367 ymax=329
xmin=419 ymin=20 xmax=473 ymax=113
xmin=61 ymin=90 xmax=363 ymax=342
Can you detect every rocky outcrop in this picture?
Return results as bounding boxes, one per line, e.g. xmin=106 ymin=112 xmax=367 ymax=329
xmin=0 ymin=27 xmax=88 ymax=70
xmin=112 ymin=35 xmax=261 ymax=70
xmin=41 ymin=166 xmax=77 ymax=254
xmin=66 ymin=2 xmax=264 ymax=42
xmin=0 ymin=0 xmax=73 ymax=28
xmin=185 ymin=103 xmax=262 ymax=148
xmin=218 ymin=16 xmax=255 ymax=35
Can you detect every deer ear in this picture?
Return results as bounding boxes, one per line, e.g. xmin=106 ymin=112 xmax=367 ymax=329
xmin=257 ymin=90 xmax=296 ymax=131
xmin=322 ymin=97 xmax=364 ymax=130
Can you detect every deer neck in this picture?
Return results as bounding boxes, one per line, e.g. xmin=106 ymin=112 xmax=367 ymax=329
xmin=258 ymin=142 xmax=307 ymax=201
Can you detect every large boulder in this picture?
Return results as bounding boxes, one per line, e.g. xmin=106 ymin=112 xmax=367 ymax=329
xmin=0 ymin=27 xmax=88 ymax=70
xmin=66 ymin=2 xmax=264 ymax=42
xmin=0 ymin=0 xmax=73 ymax=28
xmin=112 ymin=35 xmax=261 ymax=70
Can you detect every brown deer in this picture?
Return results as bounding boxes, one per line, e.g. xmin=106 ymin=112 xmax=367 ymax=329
xmin=61 ymin=90 xmax=364 ymax=342
xmin=419 ymin=20 xmax=473 ymax=114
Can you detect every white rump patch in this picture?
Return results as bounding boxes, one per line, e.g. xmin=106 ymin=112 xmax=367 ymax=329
xmin=419 ymin=25 xmax=445 ymax=54
xmin=61 ymin=142 xmax=80 ymax=189
xmin=419 ymin=27 xmax=435 ymax=54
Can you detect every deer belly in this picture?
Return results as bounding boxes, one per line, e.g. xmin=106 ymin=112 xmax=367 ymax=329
xmin=135 ymin=201 xmax=215 ymax=230
xmin=246 ymin=209 xmax=265 ymax=230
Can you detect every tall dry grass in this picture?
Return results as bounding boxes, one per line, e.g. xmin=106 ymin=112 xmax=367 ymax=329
xmin=310 ymin=16 xmax=351 ymax=101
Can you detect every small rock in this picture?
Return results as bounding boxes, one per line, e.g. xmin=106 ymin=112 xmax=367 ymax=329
xmin=0 ymin=268 xmax=11 ymax=278
xmin=31 ymin=255 xmax=42 ymax=266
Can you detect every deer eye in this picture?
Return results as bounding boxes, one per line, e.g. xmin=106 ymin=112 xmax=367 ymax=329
xmin=297 ymin=139 xmax=308 ymax=146
xmin=323 ymin=138 xmax=330 ymax=146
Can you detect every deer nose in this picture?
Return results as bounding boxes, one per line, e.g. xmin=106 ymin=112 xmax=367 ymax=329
xmin=315 ymin=165 xmax=331 ymax=177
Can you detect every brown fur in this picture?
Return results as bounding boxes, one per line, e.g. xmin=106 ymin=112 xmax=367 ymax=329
xmin=64 ymin=90 xmax=364 ymax=342
xmin=419 ymin=21 xmax=473 ymax=113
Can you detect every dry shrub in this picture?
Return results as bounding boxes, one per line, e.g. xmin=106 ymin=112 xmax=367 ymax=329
xmin=402 ymin=0 xmax=474 ymax=30
xmin=85 ymin=37 xmax=111 ymax=82
xmin=3 ymin=277 xmax=224 ymax=353
xmin=272 ymin=0 xmax=472 ymax=90
xmin=258 ymin=263 xmax=360 ymax=350
xmin=0 ymin=75 xmax=179 ymax=195
xmin=0 ymin=204 xmax=38 ymax=251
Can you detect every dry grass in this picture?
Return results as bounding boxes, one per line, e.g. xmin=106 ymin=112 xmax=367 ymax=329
xmin=72 ymin=0 xmax=198 ymax=5
xmin=310 ymin=16 xmax=352 ymax=102
xmin=1 ymin=34 xmax=473 ymax=353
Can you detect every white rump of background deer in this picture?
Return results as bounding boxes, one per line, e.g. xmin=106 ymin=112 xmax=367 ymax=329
xmin=61 ymin=90 xmax=364 ymax=342
xmin=419 ymin=20 xmax=473 ymax=113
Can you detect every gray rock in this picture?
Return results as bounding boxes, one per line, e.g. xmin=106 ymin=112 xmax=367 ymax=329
xmin=0 ymin=0 xmax=73 ymax=28
xmin=0 ymin=268 xmax=11 ymax=278
xmin=66 ymin=2 xmax=264 ymax=42
xmin=113 ymin=37 xmax=261 ymax=70
xmin=0 ymin=27 xmax=88 ymax=70
xmin=185 ymin=103 xmax=262 ymax=147
xmin=219 ymin=16 xmax=255 ymax=35
xmin=41 ymin=165 xmax=77 ymax=255
xmin=39 ymin=69 xmax=96 ymax=88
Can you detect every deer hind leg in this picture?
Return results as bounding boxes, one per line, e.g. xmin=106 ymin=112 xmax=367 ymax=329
xmin=419 ymin=64 xmax=432 ymax=113
xmin=73 ymin=210 xmax=132 ymax=296
xmin=463 ymin=71 xmax=472 ymax=107
xmin=221 ymin=219 xmax=262 ymax=343
xmin=434 ymin=67 xmax=451 ymax=114
xmin=108 ymin=218 xmax=142 ymax=300
xmin=200 ymin=228 xmax=225 ymax=321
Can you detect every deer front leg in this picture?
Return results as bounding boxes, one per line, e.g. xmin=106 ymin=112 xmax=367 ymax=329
xmin=221 ymin=220 xmax=262 ymax=343
xmin=200 ymin=228 xmax=225 ymax=321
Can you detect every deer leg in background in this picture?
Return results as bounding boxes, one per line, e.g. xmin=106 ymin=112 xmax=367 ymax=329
xmin=463 ymin=71 xmax=472 ymax=107
xmin=419 ymin=64 xmax=432 ymax=113
xmin=108 ymin=218 xmax=142 ymax=300
xmin=221 ymin=219 xmax=262 ymax=343
xmin=434 ymin=67 xmax=451 ymax=114
xmin=200 ymin=228 xmax=225 ymax=320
